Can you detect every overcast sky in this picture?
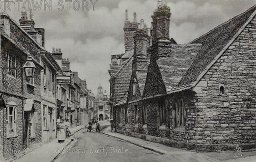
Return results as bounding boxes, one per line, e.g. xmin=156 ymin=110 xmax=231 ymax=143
xmin=4 ymin=0 xmax=256 ymax=94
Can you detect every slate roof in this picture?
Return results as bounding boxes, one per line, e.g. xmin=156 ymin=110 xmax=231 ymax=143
xmin=137 ymin=58 xmax=150 ymax=95
xmin=121 ymin=49 xmax=134 ymax=59
xmin=157 ymin=44 xmax=201 ymax=93
xmin=179 ymin=5 xmax=256 ymax=86
xmin=113 ymin=55 xmax=133 ymax=104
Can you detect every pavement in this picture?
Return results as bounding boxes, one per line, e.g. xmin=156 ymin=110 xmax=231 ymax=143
xmin=11 ymin=125 xmax=85 ymax=162
xmin=103 ymin=129 xmax=256 ymax=162
xmin=102 ymin=130 xmax=219 ymax=162
xmin=7 ymin=123 xmax=256 ymax=162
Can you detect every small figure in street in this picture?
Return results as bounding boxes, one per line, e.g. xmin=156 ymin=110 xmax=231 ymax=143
xmin=96 ymin=122 xmax=100 ymax=133
xmin=110 ymin=119 xmax=114 ymax=132
xmin=66 ymin=127 xmax=71 ymax=137
xmin=87 ymin=121 xmax=92 ymax=132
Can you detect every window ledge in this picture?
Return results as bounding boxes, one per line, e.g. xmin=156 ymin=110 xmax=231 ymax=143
xmin=174 ymin=127 xmax=185 ymax=132
xmin=7 ymin=134 xmax=18 ymax=139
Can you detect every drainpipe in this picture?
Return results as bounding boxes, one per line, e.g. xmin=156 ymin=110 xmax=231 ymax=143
xmin=21 ymin=65 xmax=25 ymax=149
xmin=195 ymin=94 xmax=198 ymax=153
xmin=2 ymin=100 xmax=4 ymax=158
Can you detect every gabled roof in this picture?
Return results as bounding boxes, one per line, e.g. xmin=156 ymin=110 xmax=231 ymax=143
xmin=43 ymin=51 xmax=61 ymax=71
xmin=157 ymin=44 xmax=201 ymax=93
xmin=179 ymin=5 xmax=256 ymax=86
xmin=113 ymin=55 xmax=133 ymax=105
xmin=136 ymin=58 xmax=150 ymax=95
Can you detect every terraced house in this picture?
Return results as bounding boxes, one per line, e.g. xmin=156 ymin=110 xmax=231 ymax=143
xmin=109 ymin=2 xmax=256 ymax=151
xmin=0 ymin=11 xmax=55 ymax=158
xmin=53 ymin=50 xmax=89 ymax=127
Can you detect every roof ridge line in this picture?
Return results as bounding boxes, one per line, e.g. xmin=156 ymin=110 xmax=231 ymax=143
xmin=191 ymin=8 xmax=256 ymax=88
xmin=113 ymin=54 xmax=134 ymax=77
xmin=189 ymin=5 xmax=256 ymax=44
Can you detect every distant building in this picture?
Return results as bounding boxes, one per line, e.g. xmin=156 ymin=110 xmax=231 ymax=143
xmin=94 ymin=86 xmax=110 ymax=121
xmin=87 ymin=90 xmax=95 ymax=122
xmin=52 ymin=50 xmax=89 ymax=127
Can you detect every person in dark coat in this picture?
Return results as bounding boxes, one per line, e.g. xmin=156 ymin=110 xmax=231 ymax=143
xmin=87 ymin=122 xmax=92 ymax=132
xmin=96 ymin=122 xmax=100 ymax=133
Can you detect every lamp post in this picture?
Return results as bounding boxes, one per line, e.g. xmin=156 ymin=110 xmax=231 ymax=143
xmin=23 ymin=56 xmax=36 ymax=78
xmin=22 ymin=55 xmax=36 ymax=149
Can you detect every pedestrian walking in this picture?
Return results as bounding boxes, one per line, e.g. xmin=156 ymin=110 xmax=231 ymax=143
xmin=96 ymin=122 xmax=100 ymax=133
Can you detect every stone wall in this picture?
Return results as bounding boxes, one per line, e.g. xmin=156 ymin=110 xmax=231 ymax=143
xmin=190 ymin=15 xmax=256 ymax=151
xmin=145 ymin=99 xmax=159 ymax=136
xmin=114 ymin=105 xmax=127 ymax=133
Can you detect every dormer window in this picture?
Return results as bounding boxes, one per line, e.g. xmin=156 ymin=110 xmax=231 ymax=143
xmin=7 ymin=54 xmax=17 ymax=78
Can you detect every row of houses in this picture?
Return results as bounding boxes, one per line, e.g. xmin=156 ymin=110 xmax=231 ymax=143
xmin=109 ymin=2 xmax=256 ymax=152
xmin=0 ymin=11 xmax=94 ymax=159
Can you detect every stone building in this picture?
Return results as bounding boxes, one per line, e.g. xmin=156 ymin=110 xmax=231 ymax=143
xmin=94 ymin=86 xmax=110 ymax=121
xmin=110 ymin=2 xmax=256 ymax=151
xmin=109 ymin=10 xmax=140 ymax=129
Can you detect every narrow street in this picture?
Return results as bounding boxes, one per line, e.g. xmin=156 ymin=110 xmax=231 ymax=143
xmin=55 ymin=130 xmax=163 ymax=162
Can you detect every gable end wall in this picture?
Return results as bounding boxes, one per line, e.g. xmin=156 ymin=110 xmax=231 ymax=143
xmin=191 ymin=15 xmax=256 ymax=150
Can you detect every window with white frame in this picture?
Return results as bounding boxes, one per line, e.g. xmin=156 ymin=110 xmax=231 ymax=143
xmin=7 ymin=54 xmax=17 ymax=77
xmin=7 ymin=106 xmax=17 ymax=137
xmin=49 ymin=107 xmax=53 ymax=130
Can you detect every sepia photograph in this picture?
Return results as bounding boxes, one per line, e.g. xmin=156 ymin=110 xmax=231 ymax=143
xmin=0 ymin=0 xmax=256 ymax=161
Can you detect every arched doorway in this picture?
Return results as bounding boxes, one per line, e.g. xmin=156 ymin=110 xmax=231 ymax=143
xmin=99 ymin=114 xmax=103 ymax=121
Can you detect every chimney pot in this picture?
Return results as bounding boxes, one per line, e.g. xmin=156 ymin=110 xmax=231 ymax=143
xmin=133 ymin=12 xmax=137 ymax=23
